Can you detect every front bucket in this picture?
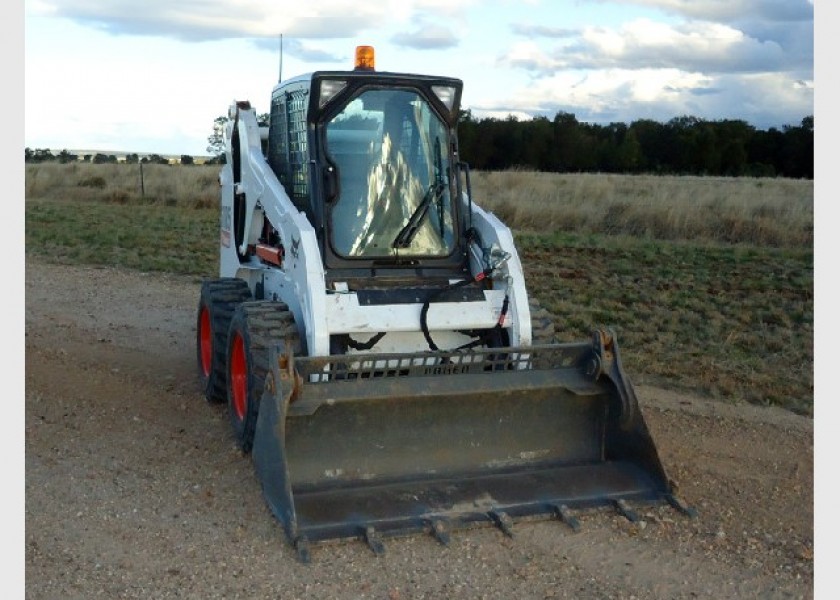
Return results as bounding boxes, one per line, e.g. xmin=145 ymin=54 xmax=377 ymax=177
xmin=252 ymin=331 xmax=692 ymax=560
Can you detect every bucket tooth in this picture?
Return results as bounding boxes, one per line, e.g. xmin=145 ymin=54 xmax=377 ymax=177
xmin=294 ymin=536 xmax=311 ymax=564
xmin=364 ymin=526 xmax=386 ymax=556
xmin=614 ymin=499 xmax=640 ymax=523
xmin=489 ymin=510 xmax=515 ymax=538
xmin=667 ymin=494 xmax=698 ymax=518
xmin=430 ymin=518 xmax=451 ymax=546
xmin=553 ymin=504 xmax=581 ymax=532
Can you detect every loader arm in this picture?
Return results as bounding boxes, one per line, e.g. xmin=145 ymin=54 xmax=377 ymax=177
xmin=221 ymin=103 xmax=330 ymax=357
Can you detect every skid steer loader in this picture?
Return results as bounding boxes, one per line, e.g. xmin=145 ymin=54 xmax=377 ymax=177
xmin=196 ymin=46 xmax=694 ymax=561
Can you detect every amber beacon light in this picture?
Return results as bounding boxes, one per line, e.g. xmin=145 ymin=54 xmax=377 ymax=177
xmin=354 ymin=45 xmax=375 ymax=70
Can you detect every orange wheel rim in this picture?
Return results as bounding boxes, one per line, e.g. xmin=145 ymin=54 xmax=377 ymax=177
xmin=230 ymin=333 xmax=248 ymax=421
xmin=199 ymin=307 xmax=212 ymax=377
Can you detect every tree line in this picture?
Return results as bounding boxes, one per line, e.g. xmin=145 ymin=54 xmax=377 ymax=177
xmin=23 ymin=148 xmax=221 ymax=166
xmin=27 ymin=111 xmax=813 ymax=179
xmin=204 ymin=111 xmax=813 ymax=179
xmin=457 ymin=111 xmax=813 ymax=179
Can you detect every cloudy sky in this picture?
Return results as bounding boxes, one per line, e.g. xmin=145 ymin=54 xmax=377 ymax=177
xmin=23 ymin=0 xmax=815 ymax=157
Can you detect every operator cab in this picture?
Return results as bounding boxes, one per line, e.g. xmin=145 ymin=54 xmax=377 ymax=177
xmin=266 ymin=46 xmax=468 ymax=279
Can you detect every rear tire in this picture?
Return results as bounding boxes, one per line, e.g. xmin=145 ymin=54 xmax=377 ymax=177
xmin=227 ymin=302 xmax=301 ymax=453
xmin=196 ymin=279 xmax=252 ymax=403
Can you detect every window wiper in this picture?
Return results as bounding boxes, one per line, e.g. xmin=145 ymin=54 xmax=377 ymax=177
xmin=393 ymin=135 xmax=445 ymax=250
xmin=392 ymin=181 xmax=444 ymax=249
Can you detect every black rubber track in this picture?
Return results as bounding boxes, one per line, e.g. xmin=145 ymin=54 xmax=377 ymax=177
xmin=226 ymin=302 xmax=302 ymax=453
xmin=196 ymin=278 xmax=252 ymax=403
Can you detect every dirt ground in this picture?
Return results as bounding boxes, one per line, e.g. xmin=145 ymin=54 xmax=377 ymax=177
xmin=24 ymin=257 xmax=815 ymax=599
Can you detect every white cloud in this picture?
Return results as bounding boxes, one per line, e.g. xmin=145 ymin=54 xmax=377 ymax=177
xmin=502 ymin=68 xmax=710 ymax=112
xmin=506 ymin=40 xmax=554 ymax=71
xmin=388 ymin=1 xmax=476 ymax=50
xmin=489 ymin=67 xmax=811 ymax=128
xmin=24 ymin=0 xmax=483 ymax=41
xmin=505 ymin=18 xmax=791 ymax=74
xmin=392 ymin=24 xmax=460 ymax=49
xmin=26 ymin=0 xmax=389 ymax=40
xmin=599 ymin=0 xmax=813 ymax=22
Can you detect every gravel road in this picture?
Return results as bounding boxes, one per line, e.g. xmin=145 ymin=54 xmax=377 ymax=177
xmin=24 ymin=257 xmax=814 ymax=599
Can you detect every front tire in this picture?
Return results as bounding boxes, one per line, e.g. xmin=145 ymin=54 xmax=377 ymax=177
xmin=196 ymin=279 xmax=252 ymax=403
xmin=227 ymin=302 xmax=301 ymax=453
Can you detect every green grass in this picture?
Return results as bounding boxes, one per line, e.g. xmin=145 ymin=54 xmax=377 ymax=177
xmin=25 ymin=200 xmax=219 ymax=276
xmin=516 ymin=232 xmax=813 ymax=415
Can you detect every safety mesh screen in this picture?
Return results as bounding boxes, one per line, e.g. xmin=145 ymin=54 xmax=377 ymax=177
xmin=268 ymin=88 xmax=309 ymax=209
xmin=293 ymin=344 xmax=590 ymax=383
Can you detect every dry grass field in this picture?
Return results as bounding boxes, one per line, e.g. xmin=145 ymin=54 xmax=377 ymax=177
xmin=24 ymin=163 xmax=813 ymax=414
xmin=25 ymin=163 xmax=813 ymax=248
xmin=472 ymin=169 xmax=812 ymax=247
